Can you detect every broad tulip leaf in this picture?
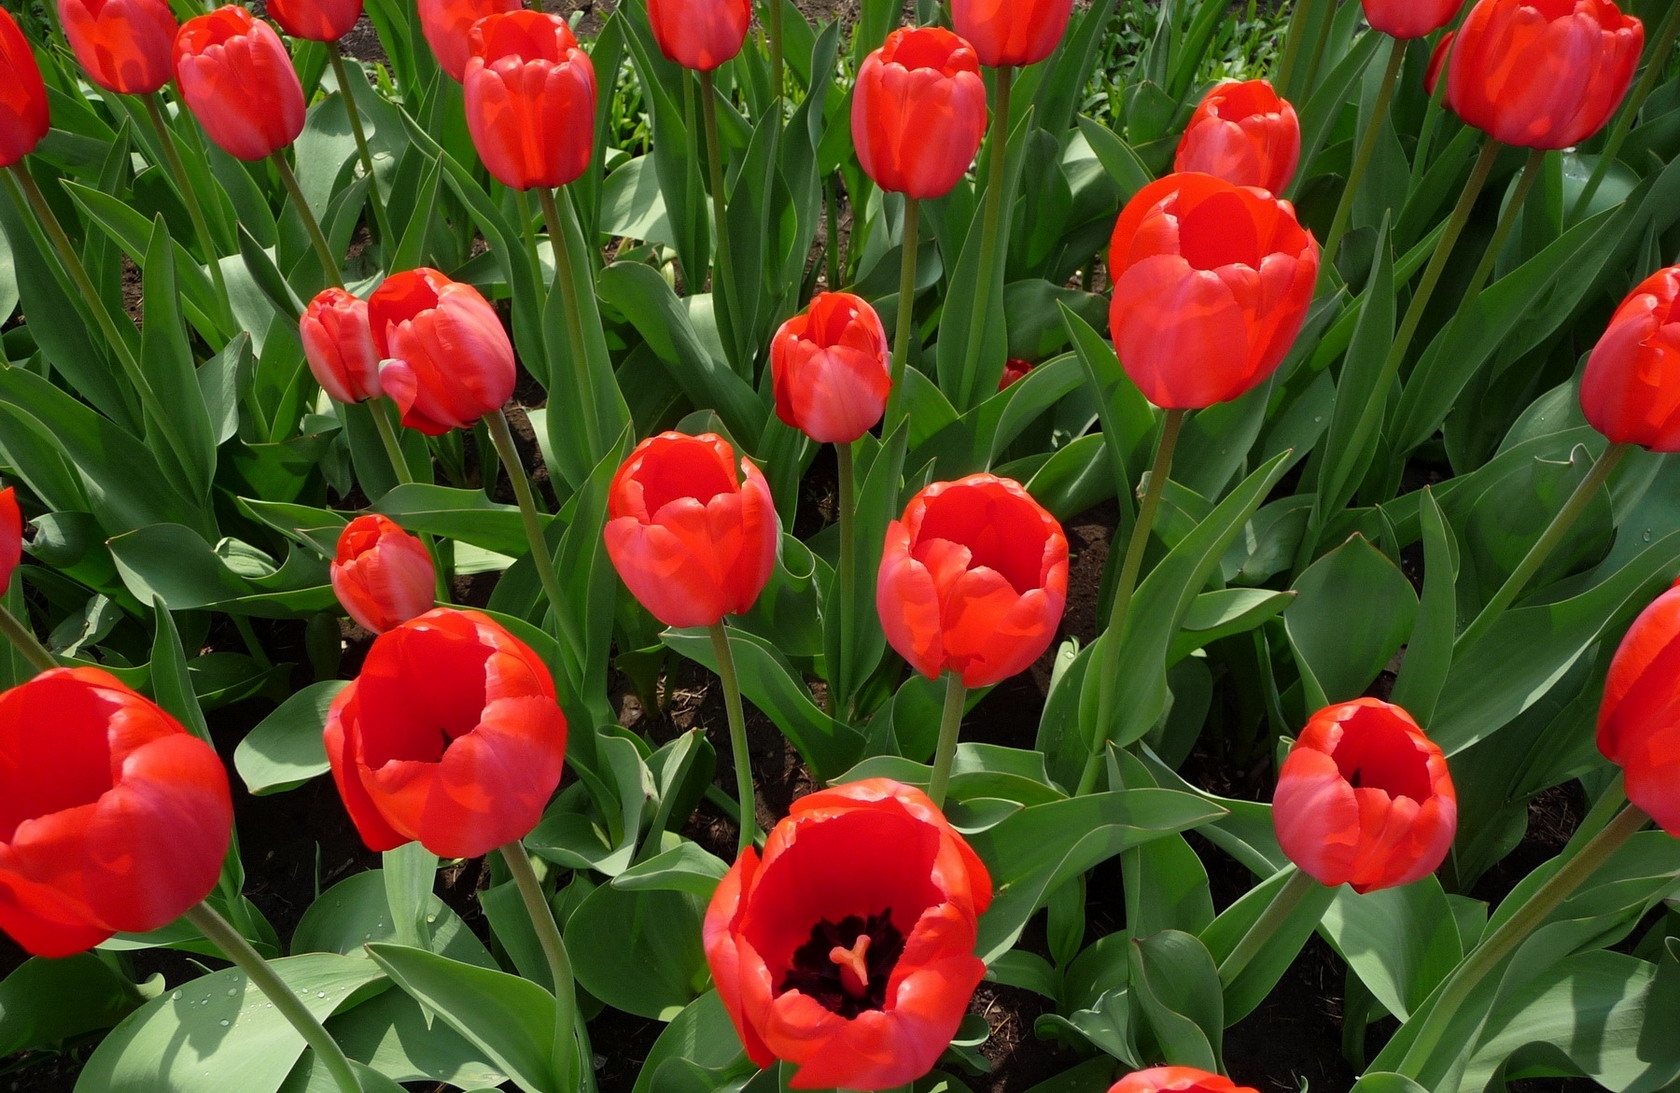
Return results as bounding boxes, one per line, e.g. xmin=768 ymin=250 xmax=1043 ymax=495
xmin=613 ymin=842 xmax=730 ymax=898
xmin=1286 ymin=534 xmax=1418 ymax=705
xmin=291 ymin=870 xmax=494 ymax=969
xmin=1320 ymin=878 xmax=1462 ymax=1023
xmin=630 ymin=991 xmax=747 ymax=1093
xmin=327 ymin=990 xmax=505 ymax=1089
xmin=0 ymin=954 xmax=153 ymax=1057
xmin=235 ymin=680 xmax=347 ymax=795
xmin=1128 ymin=929 xmax=1223 ymax=1071
xmin=370 ymin=484 xmax=535 ymax=558
xmin=1390 ymin=488 xmax=1458 ymax=725
xmin=1199 ymin=866 xmax=1337 ymax=1025
xmin=563 ymin=883 xmax=710 ymax=1021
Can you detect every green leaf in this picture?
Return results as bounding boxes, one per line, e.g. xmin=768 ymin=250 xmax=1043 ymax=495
xmin=613 ymin=842 xmax=729 ymax=898
xmin=1286 ymin=534 xmax=1418 ymax=705
xmin=630 ymin=992 xmax=745 ymax=1093
xmin=328 ymin=989 xmax=505 ymax=1089
xmin=1127 ymin=930 xmax=1222 ymax=1072
xmin=563 ymin=883 xmax=710 ymax=1021
xmin=1200 ymin=866 xmax=1337 ymax=1025
xmin=1316 ymin=214 xmax=1394 ymax=518
xmin=0 ymin=954 xmax=150 ymax=1056
xmin=1169 ymin=589 xmax=1295 ymax=665
xmin=139 ymin=216 xmax=216 ymax=500
xmin=1390 ymin=489 xmax=1458 ymax=725
xmin=370 ymin=484 xmax=534 ymax=558
xmin=235 ymin=680 xmax=347 ymax=794
xmin=1320 ymin=878 xmax=1462 ymax=1023
xmin=291 ymin=870 xmax=494 ymax=971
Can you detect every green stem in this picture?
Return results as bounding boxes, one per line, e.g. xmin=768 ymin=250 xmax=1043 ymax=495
xmin=1320 ymin=40 xmax=1405 ymax=274
xmin=697 ymin=69 xmax=740 ymax=365
xmin=956 ymin=65 xmax=1013 ymax=409
xmin=486 ymin=408 xmax=583 ymax=655
xmin=271 ymin=151 xmax=342 ymax=288
xmin=497 ymin=842 xmax=578 ymax=1084
xmin=182 ymin=902 xmax=362 ymax=1093
xmin=1078 ymin=408 xmax=1186 ymax=795
xmin=709 ymin=623 xmax=757 ymax=856
xmin=882 ymin=195 xmax=921 ymax=431
xmin=1570 ymin=0 xmax=1680 ymax=224
xmin=327 ymin=45 xmax=393 ymax=246
xmin=926 ymin=673 xmax=967 ymax=809
xmin=835 ymin=440 xmax=857 ymax=721
xmin=1463 ymin=147 xmax=1546 ymax=303
xmin=370 ymin=399 xmax=451 ymax=603
xmin=1216 ymin=866 xmax=1319 ymax=987
xmin=1408 ymin=37 xmax=1454 ymax=189
xmin=1455 ymin=442 xmax=1628 ymax=654
xmin=233 ymin=615 xmax=273 ymax=670
xmin=536 ymin=186 xmax=605 ymax=466
xmin=515 ymin=189 xmax=547 ymax=303
xmin=0 ymin=602 xmax=56 ymax=674
xmin=141 ymin=92 xmax=232 ymax=323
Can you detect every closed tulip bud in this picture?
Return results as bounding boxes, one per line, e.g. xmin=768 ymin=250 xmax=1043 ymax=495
xmin=0 ymin=8 xmax=49 ymax=168
xmin=1362 ymin=0 xmax=1464 ymax=39
xmin=770 ymin=292 xmax=891 ymax=444
xmin=1108 ymin=172 xmax=1319 ymax=409
xmin=950 ymin=0 xmax=1072 ymax=68
xmin=1273 ymin=699 xmax=1458 ymax=894
xmin=1174 ymin=79 xmax=1301 ymax=196
xmin=0 ymin=668 xmax=233 ymax=957
xmin=646 ymin=0 xmax=750 ymax=71
xmin=59 ymin=0 xmax=177 ymax=95
xmin=268 ymin=0 xmax=362 ymax=43
xmin=369 ymin=268 xmax=516 ymax=435
xmin=1597 ymin=578 xmax=1680 ymax=836
xmin=1447 ymin=0 xmax=1643 ymax=151
xmin=1580 ymin=266 xmax=1680 ymax=452
xmin=877 ymin=473 xmax=1068 ymax=688
xmin=419 ymin=0 xmax=518 ymax=81
xmin=852 ymin=28 xmax=987 ymax=200
xmin=331 ymin=515 xmax=436 ymax=634
xmin=604 ymin=432 xmax=780 ymax=628
xmin=173 ymin=7 xmax=306 ymax=161
xmin=324 ymin=607 xmax=568 ymax=858
xmin=464 ymin=11 xmax=597 ymax=191
xmin=998 ymin=359 xmax=1034 ymax=390
xmin=705 ymin=779 xmax=993 ymax=1090
xmin=0 ymin=487 xmax=19 ymax=597
xmin=300 ymin=287 xmax=381 ymax=404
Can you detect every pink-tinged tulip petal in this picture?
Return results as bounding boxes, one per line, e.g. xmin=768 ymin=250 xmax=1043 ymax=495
xmin=1597 ymin=579 xmax=1680 ymax=835
xmin=951 ymin=0 xmax=1072 ymax=67
xmin=331 ymin=514 xmax=435 ymax=633
xmin=1175 ymin=80 xmax=1300 ymax=195
xmin=852 ymin=28 xmax=987 ymax=199
xmin=369 ymin=268 xmax=515 ymax=435
xmin=646 ymin=0 xmax=749 ymax=71
xmin=173 ymin=7 xmax=306 ymax=160
xmin=59 ymin=0 xmax=177 ymax=94
xmin=418 ymin=0 xmax=518 ymax=80
xmin=771 ymin=293 xmax=891 ymax=444
xmin=1110 ymin=1067 xmax=1261 ymax=1093
xmin=301 ymin=288 xmax=382 ymax=404
xmin=464 ymin=11 xmax=596 ymax=190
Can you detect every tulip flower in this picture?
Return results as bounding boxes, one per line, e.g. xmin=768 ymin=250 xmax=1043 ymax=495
xmin=998 ymin=359 xmax=1034 ymax=390
xmin=268 ymin=0 xmax=361 ymax=42
xmin=1596 ymin=578 xmax=1680 ymax=836
xmin=0 ymin=7 xmax=49 ymax=168
xmin=770 ymin=292 xmax=891 ymax=445
xmin=646 ymin=0 xmax=750 ymax=71
xmin=0 ymin=668 xmax=233 ymax=957
xmin=331 ymin=515 xmax=436 ymax=633
xmin=58 ymin=0 xmax=177 ymax=95
xmin=950 ymin=0 xmax=1072 ymax=68
xmin=877 ymin=473 xmax=1068 ymax=689
xmin=369 ymin=268 xmax=516 ymax=435
xmin=1580 ymin=266 xmax=1680 ymax=452
xmin=300 ymin=287 xmax=381 ymax=405
xmin=464 ymin=11 xmax=597 ymax=191
xmin=418 ymin=0 xmax=519 ymax=81
xmin=0 ymin=487 xmax=19 ymax=596
xmin=1108 ymin=172 xmax=1319 ymax=409
xmin=1110 ymin=1068 xmax=1261 ymax=1093
xmin=852 ymin=27 xmax=988 ymax=200
xmin=604 ymin=432 xmax=780 ymax=629
xmin=173 ymin=7 xmax=306 ymax=161
xmin=324 ymin=607 xmax=567 ymax=858
xmin=1273 ymin=699 xmax=1457 ymax=894
xmin=704 ymin=779 xmax=993 ymax=1090
xmin=1174 ymin=80 xmax=1301 ymax=196
xmin=1362 ymin=0 xmax=1463 ymax=38
xmin=1446 ymin=0 xmax=1643 ymax=151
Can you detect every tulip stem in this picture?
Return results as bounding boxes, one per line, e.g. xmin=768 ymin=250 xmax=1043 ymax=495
xmin=141 ymin=92 xmax=233 ymax=326
xmin=954 ymin=65 xmax=1013 ymax=411
xmin=327 ymin=45 xmax=393 ymax=247
xmin=183 ymin=902 xmax=363 ymax=1093
xmin=883 ymin=195 xmax=921 ymax=431
xmin=536 ymin=186 xmax=606 ymax=467
xmin=0 ymin=602 xmax=56 ymax=674
xmin=697 ymin=70 xmax=741 ymax=370
xmin=834 ymin=440 xmax=857 ymax=721
xmin=1320 ymin=40 xmax=1406 ymax=275
xmin=370 ymin=399 xmax=452 ymax=604
xmin=270 ymin=151 xmax=343 ymax=289
xmin=1395 ymin=802 xmax=1650 ymax=1081
xmin=709 ymin=623 xmax=758 ymax=856
xmin=1078 ymin=407 xmax=1186 ymax=796
xmin=1570 ymin=0 xmax=1680 ymax=224
xmin=927 ymin=673 xmax=968 ymax=810
xmin=497 ymin=842 xmax=579 ymax=1088
xmin=487 ymin=409 xmax=583 ymax=657
xmin=1216 ymin=865 xmax=1319 ymax=988
xmin=1463 ymin=147 xmax=1546 ymax=306
xmin=1455 ymin=441 xmax=1628 ymax=654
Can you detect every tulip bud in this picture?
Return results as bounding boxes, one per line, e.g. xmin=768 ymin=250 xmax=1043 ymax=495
xmin=0 ymin=487 xmax=20 ymax=597
xmin=59 ymin=0 xmax=177 ymax=95
xmin=998 ymin=359 xmax=1035 ymax=390
xmin=369 ymin=268 xmax=516 ymax=435
xmin=418 ymin=0 xmax=519 ymax=81
xmin=852 ymin=27 xmax=988 ymax=200
xmin=646 ymin=0 xmax=749 ymax=71
xmin=603 ymin=432 xmax=780 ymax=628
xmin=0 ymin=7 xmax=49 ymax=168
xmin=1597 ymin=578 xmax=1680 ymax=836
xmin=1109 ymin=1069 xmax=1261 ymax=1093
xmin=1174 ymin=79 xmax=1300 ymax=196
xmin=330 ymin=515 xmax=436 ymax=634
xmin=770 ymin=292 xmax=891 ymax=445
xmin=950 ymin=0 xmax=1072 ymax=68
xmin=1361 ymin=0 xmax=1463 ymax=39
xmin=173 ymin=6 xmax=306 ymax=161
xmin=1580 ymin=266 xmax=1680 ymax=452
xmin=877 ymin=473 xmax=1068 ymax=688
xmin=268 ymin=0 xmax=362 ymax=43
xmin=301 ymin=287 xmax=382 ymax=405
xmin=1273 ymin=699 xmax=1458 ymax=894
xmin=464 ymin=11 xmax=597 ymax=191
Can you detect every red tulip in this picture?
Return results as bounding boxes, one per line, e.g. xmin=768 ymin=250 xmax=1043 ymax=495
xmin=852 ymin=28 xmax=987 ymax=200
xmin=268 ymin=0 xmax=362 ymax=42
xmin=998 ymin=359 xmax=1034 ymax=390
xmin=1446 ymin=0 xmax=1643 ymax=150
xmin=1108 ymin=172 xmax=1319 ymax=409
xmin=0 ymin=668 xmax=232 ymax=957
xmin=950 ymin=0 xmax=1072 ymax=68
xmin=0 ymin=487 xmax=19 ymax=597
xmin=464 ymin=11 xmax=597 ymax=191
xmin=704 ymin=779 xmax=993 ymax=1090
xmin=300 ymin=287 xmax=381 ymax=404
xmin=1362 ymin=0 xmax=1464 ymax=39
xmin=1426 ymin=32 xmax=1454 ymax=95
xmin=646 ymin=0 xmax=750 ymax=71
xmin=604 ymin=432 xmax=780 ymax=628
xmin=0 ymin=7 xmax=49 ymax=168
xmin=331 ymin=515 xmax=435 ymax=634
xmin=1597 ymin=578 xmax=1680 ymax=836
xmin=173 ymin=7 xmax=306 ymax=161
xmin=877 ymin=473 xmax=1068 ymax=688
xmin=58 ymin=0 xmax=177 ymax=95
xmin=1174 ymin=79 xmax=1301 ymax=196
xmin=324 ymin=607 xmax=567 ymax=858
xmin=418 ymin=0 xmax=519 ymax=81
xmin=1110 ymin=1068 xmax=1260 ymax=1093
xmin=369 ymin=268 xmax=515 ymax=435
xmin=1273 ymin=699 xmax=1458 ymax=894
xmin=1579 ymin=266 xmax=1680 ymax=452
xmin=770 ymin=292 xmax=891 ymax=444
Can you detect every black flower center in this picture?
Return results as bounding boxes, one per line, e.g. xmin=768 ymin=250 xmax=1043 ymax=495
xmin=778 ymin=910 xmax=906 ymax=1018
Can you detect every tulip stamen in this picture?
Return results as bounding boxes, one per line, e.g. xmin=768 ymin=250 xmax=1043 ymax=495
xmin=779 ymin=909 xmax=906 ymax=1018
xmin=828 ymin=935 xmax=872 ymax=996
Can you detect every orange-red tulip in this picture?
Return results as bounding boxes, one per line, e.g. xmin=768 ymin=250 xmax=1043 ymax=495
xmin=300 ymin=287 xmax=381 ymax=405
xmin=1174 ymin=79 xmax=1300 ymax=196
xmin=852 ymin=27 xmax=987 ymax=200
xmin=324 ymin=607 xmax=567 ymax=858
xmin=1110 ymin=1068 xmax=1260 ymax=1093
xmin=998 ymin=359 xmax=1034 ymax=390
xmin=173 ymin=6 xmax=306 ymax=161
xmin=1597 ymin=578 xmax=1680 ymax=836
xmin=1362 ymin=0 xmax=1463 ymax=38
xmin=0 ymin=668 xmax=232 ymax=957
xmin=0 ymin=7 xmax=49 ymax=168
xmin=464 ymin=10 xmax=596 ymax=191
xmin=877 ymin=473 xmax=1067 ymax=688
xmin=1273 ymin=699 xmax=1457 ymax=894
xmin=1580 ymin=266 xmax=1680 ymax=452
xmin=646 ymin=0 xmax=750 ymax=71
xmin=1446 ymin=0 xmax=1643 ymax=150
xmin=0 ymin=487 xmax=18 ymax=597
xmin=1108 ymin=172 xmax=1319 ymax=409
xmin=604 ymin=432 xmax=780 ymax=628
xmin=59 ymin=0 xmax=177 ymax=94
xmin=950 ymin=0 xmax=1072 ymax=68
xmin=705 ymin=779 xmax=993 ymax=1090
xmin=331 ymin=515 xmax=435 ymax=634
xmin=418 ymin=0 xmax=518 ymax=81
xmin=369 ymin=268 xmax=515 ymax=435
xmin=268 ymin=0 xmax=362 ymax=42
xmin=770 ymin=292 xmax=891 ymax=445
